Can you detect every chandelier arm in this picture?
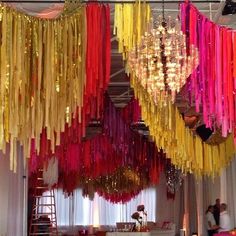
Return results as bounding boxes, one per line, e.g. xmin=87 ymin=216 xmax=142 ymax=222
xmin=162 ymin=0 xmax=165 ymax=20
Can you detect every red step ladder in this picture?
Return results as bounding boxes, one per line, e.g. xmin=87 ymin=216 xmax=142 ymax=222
xmin=29 ymin=169 xmax=58 ymax=236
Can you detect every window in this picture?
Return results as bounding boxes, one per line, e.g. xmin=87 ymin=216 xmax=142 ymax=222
xmin=39 ymin=188 xmax=156 ymax=226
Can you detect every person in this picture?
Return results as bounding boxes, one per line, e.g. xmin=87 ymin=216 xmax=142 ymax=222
xmin=219 ymin=203 xmax=232 ymax=232
xmin=205 ymin=205 xmax=219 ymax=236
xmin=213 ymin=198 xmax=220 ymax=225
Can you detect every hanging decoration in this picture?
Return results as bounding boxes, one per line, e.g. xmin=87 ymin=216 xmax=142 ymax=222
xmin=165 ymin=161 xmax=183 ymax=200
xmin=114 ymin=0 xmax=235 ymax=176
xmin=29 ymin=96 xmax=166 ymax=201
xmin=63 ymin=0 xmax=82 ymax=15
xmin=0 ymin=4 xmax=86 ymax=171
xmin=103 ymin=95 xmax=165 ymax=185
xmin=130 ymin=75 xmax=235 ymax=177
xmin=180 ymin=2 xmax=236 ymax=141
xmin=81 ymin=167 xmax=146 ymax=203
xmin=84 ymin=3 xmax=111 ymax=130
xmin=114 ymin=1 xmax=151 ymax=60
xmin=56 ymin=97 xmax=166 ymax=196
xmin=0 ymin=3 xmax=111 ymax=172
xmin=128 ymin=16 xmax=198 ymax=102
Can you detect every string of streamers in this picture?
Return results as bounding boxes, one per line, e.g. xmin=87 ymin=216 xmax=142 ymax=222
xmin=130 ymin=76 xmax=235 ymax=177
xmin=114 ymin=1 xmax=151 ymax=60
xmin=30 ymin=3 xmax=111 ymax=175
xmin=29 ymin=96 xmax=166 ymax=201
xmin=114 ymin=0 xmax=235 ymax=177
xmin=57 ymin=95 xmax=165 ymax=199
xmin=103 ymin=95 xmax=164 ymax=185
xmin=0 ymin=4 xmax=86 ymax=172
xmin=82 ymin=167 xmax=146 ymax=203
xmin=181 ymin=3 xmax=236 ymax=142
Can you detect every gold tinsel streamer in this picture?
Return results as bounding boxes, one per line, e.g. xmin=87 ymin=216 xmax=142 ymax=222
xmin=113 ymin=1 xmax=151 ymax=60
xmin=114 ymin=2 xmax=236 ymax=177
xmin=63 ymin=0 xmax=83 ymax=15
xmin=0 ymin=5 xmax=86 ymax=171
xmin=131 ymin=77 xmax=235 ymax=177
xmin=80 ymin=167 xmax=146 ymax=196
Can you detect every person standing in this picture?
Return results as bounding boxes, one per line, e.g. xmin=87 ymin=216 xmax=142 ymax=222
xmin=219 ymin=203 xmax=232 ymax=232
xmin=205 ymin=205 xmax=219 ymax=236
xmin=213 ymin=198 xmax=221 ymax=225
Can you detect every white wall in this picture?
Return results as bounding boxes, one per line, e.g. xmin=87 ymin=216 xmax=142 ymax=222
xmin=0 ymin=154 xmax=10 ymax=236
xmin=0 ymin=146 xmax=26 ymax=236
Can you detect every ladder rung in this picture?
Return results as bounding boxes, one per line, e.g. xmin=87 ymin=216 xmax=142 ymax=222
xmin=32 ymin=212 xmax=56 ymax=215
xmin=31 ymin=222 xmax=52 ymax=226
xmin=31 ymin=219 xmax=57 ymax=223
xmin=30 ymin=180 xmax=57 ymax=235
xmin=34 ymin=204 xmax=55 ymax=206
xmin=35 ymin=195 xmax=53 ymax=198
xmin=30 ymin=229 xmax=58 ymax=232
xmin=29 ymin=233 xmax=57 ymax=235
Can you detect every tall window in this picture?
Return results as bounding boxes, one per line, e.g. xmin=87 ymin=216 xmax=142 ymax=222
xmin=40 ymin=188 xmax=156 ymax=226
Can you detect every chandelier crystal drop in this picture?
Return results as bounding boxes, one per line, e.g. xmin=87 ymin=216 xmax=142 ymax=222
xmin=128 ymin=16 xmax=199 ymax=103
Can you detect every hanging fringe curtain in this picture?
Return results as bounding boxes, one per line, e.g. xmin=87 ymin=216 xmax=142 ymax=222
xmin=181 ymin=2 xmax=236 ymax=142
xmin=0 ymin=4 xmax=86 ymax=171
xmin=114 ymin=1 xmax=235 ymax=176
xmin=114 ymin=1 xmax=151 ymax=60
xmin=30 ymin=96 xmax=166 ymax=198
xmin=29 ymin=3 xmax=111 ymax=176
xmin=130 ymin=76 xmax=235 ymax=177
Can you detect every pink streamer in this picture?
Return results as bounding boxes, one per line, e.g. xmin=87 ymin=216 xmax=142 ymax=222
xmin=181 ymin=3 xmax=236 ymax=140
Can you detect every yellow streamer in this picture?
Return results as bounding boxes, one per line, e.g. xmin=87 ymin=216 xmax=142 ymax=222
xmin=114 ymin=3 xmax=236 ymax=177
xmin=0 ymin=4 xmax=86 ymax=171
xmin=131 ymin=75 xmax=235 ymax=177
xmin=114 ymin=2 xmax=150 ymax=60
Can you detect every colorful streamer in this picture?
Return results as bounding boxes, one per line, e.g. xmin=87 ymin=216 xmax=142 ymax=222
xmin=114 ymin=2 xmax=151 ymax=59
xmin=0 ymin=4 xmax=86 ymax=171
xmin=29 ymin=96 xmax=166 ymax=201
xmin=130 ymin=76 xmax=235 ymax=177
xmin=114 ymin=1 xmax=235 ymax=176
xmin=181 ymin=2 xmax=236 ymax=141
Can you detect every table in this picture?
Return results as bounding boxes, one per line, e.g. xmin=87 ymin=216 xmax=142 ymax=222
xmin=214 ymin=233 xmax=231 ymax=236
xmin=106 ymin=229 xmax=175 ymax=236
xmin=107 ymin=232 xmax=150 ymax=236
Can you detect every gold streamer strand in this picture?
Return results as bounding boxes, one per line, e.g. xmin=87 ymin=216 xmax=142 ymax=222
xmin=0 ymin=5 xmax=86 ymax=171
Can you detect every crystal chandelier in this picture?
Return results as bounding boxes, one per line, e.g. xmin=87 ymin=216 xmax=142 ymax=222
xmin=128 ymin=14 xmax=198 ymax=103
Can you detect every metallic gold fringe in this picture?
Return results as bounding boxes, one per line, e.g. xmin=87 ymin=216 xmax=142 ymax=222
xmin=63 ymin=0 xmax=83 ymax=15
xmin=0 ymin=4 xmax=86 ymax=171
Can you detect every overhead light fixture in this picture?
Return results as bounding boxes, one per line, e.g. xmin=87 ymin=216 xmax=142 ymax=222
xmin=222 ymin=0 xmax=236 ymax=15
xmin=128 ymin=15 xmax=198 ymax=103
